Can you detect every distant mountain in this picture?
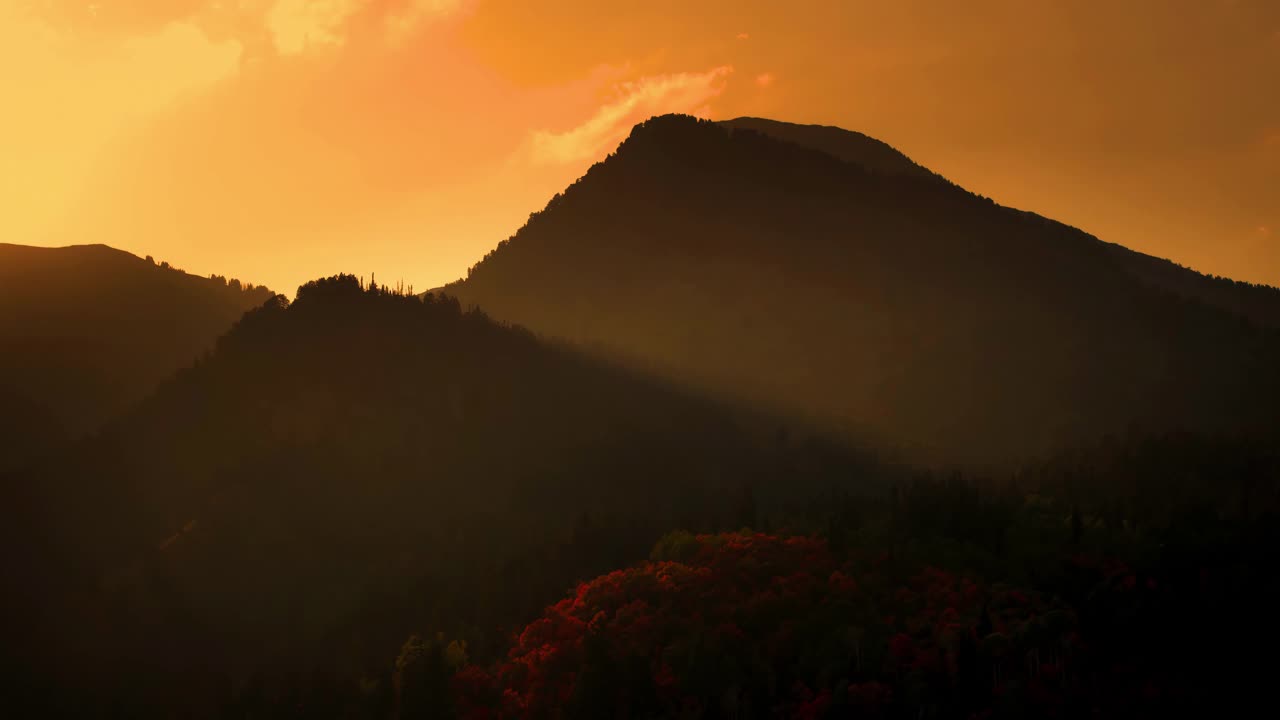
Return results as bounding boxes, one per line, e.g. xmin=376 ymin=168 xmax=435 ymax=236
xmin=0 ymin=243 xmax=272 ymax=471
xmin=5 ymin=276 xmax=874 ymax=714
xmin=446 ymin=114 xmax=1280 ymax=466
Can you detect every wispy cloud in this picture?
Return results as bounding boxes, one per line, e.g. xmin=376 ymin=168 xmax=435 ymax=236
xmin=26 ymin=0 xmax=466 ymax=55
xmin=383 ymin=0 xmax=465 ymax=47
xmin=529 ymin=65 xmax=733 ymax=165
xmin=267 ymin=0 xmax=464 ymax=54
xmin=266 ymin=0 xmax=362 ymax=54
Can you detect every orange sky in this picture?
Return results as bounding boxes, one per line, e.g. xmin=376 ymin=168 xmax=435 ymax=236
xmin=4 ymin=0 xmax=1278 ymax=294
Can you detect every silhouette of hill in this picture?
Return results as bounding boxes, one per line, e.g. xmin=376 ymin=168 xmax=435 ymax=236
xmin=446 ymin=115 xmax=1280 ymax=466
xmin=729 ymin=117 xmax=1280 ymax=329
xmin=4 ymin=276 xmax=878 ymax=714
xmin=0 ymin=243 xmax=273 ymax=471
xmin=721 ymin=116 xmax=938 ymax=180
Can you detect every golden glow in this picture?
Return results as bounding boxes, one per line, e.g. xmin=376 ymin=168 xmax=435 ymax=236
xmin=267 ymin=0 xmax=361 ymax=54
xmin=3 ymin=1 xmax=1278 ymax=293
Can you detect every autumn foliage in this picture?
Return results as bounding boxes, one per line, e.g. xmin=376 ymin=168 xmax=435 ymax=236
xmin=453 ymin=532 xmax=1086 ymax=719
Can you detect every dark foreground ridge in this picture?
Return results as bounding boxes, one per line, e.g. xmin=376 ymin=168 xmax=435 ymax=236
xmin=2 ymin=275 xmax=879 ymax=715
xmin=2 ymin=274 xmax=1275 ymax=718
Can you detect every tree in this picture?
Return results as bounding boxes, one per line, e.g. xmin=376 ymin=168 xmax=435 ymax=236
xmin=734 ymin=481 xmax=758 ymax=530
xmin=393 ymin=634 xmax=453 ymax=719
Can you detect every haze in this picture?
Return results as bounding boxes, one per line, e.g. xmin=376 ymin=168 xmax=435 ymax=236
xmin=4 ymin=0 xmax=1277 ymax=293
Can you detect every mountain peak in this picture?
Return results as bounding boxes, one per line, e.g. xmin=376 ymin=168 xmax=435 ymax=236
xmin=719 ymin=117 xmax=938 ymax=180
xmin=613 ymin=114 xmax=725 ymax=156
xmin=449 ymin=115 xmax=1280 ymax=466
xmin=628 ymin=112 xmax=709 ymax=135
xmin=606 ymin=114 xmax=939 ymax=183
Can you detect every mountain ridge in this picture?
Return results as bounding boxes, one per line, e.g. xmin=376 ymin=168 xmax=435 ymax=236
xmin=445 ymin=114 xmax=1280 ymax=466
xmin=719 ymin=116 xmax=941 ymax=181
xmin=0 ymin=242 xmax=274 ymax=472
xmin=718 ymin=118 xmax=1280 ymax=326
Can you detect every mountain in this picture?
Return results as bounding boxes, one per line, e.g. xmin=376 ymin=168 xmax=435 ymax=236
xmin=727 ymin=118 xmax=1280 ymax=329
xmin=0 ymin=243 xmax=273 ymax=471
xmin=4 ymin=276 xmax=876 ymax=715
xmin=720 ymin=116 xmax=938 ymax=180
xmin=728 ymin=117 xmax=1280 ymax=330
xmin=444 ymin=114 xmax=1280 ymax=466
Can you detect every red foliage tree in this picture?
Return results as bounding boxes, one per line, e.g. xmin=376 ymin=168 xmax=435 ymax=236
xmin=454 ymin=532 xmax=1083 ymax=718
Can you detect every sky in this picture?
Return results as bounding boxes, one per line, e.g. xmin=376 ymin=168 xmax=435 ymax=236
xmin=3 ymin=0 xmax=1278 ymax=294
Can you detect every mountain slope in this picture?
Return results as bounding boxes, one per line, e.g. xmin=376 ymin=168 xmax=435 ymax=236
xmin=731 ymin=117 xmax=1280 ymax=329
xmin=446 ymin=115 xmax=1280 ymax=466
xmin=5 ymin=276 xmax=876 ymax=714
xmin=0 ymin=243 xmax=272 ymax=470
xmin=720 ymin=116 xmax=938 ymax=180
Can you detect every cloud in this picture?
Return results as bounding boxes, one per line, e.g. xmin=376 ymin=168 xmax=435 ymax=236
xmin=529 ymin=65 xmax=734 ymax=165
xmin=266 ymin=0 xmax=361 ymax=54
xmin=755 ymin=71 xmax=775 ymax=88
xmin=736 ymin=32 xmax=750 ymax=40
xmin=267 ymin=0 xmax=464 ymax=54
xmin=20 ymin=0 xmax=209 ymax=34
xmin=384 ymin=0 xmax=466 ymax=46
xmin=24 ymin=1 xmax=465 ymax=55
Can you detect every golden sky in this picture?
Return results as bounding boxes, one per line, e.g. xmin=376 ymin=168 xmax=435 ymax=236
xmin=4 ymin=0 xmax=1278 ymax=293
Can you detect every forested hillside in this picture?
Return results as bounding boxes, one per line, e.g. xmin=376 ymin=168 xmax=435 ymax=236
xmin=3 ymin=276 xmax=880 ymax=716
